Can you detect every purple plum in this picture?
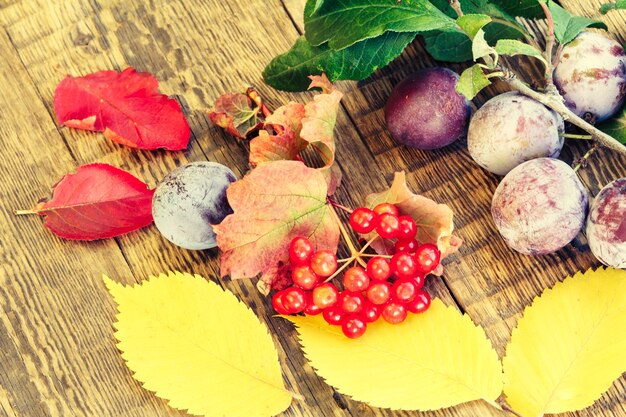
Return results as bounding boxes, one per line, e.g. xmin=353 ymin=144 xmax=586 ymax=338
xmin=385 ymin=67 xmax=470 ymax=150
xmin=491 ymin=158 xmax=588 ymax=255
xmin=586 ymin=178 xmax=626 ymax=268
xmin=554 ymin=32 xmax=626 ymax=122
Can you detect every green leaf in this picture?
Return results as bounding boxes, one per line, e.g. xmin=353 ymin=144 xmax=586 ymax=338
xmin=456 ymin=64 xmax=491 ymax=100
xmin=600 ymin=0 xmax=626 ymax=14
xmin=457 ymin=14 xmax=492 ymax=39
xmin=597 ymin=109 xmax=626 ymax=145
xmin=472 ymin=29 xmax=496 ymax=61
xmin=303 ymin=0 xmax=456 ymax=50
xmin=547 ymin=0 xmax=608 ymax=45
xmin=494 ymin=39 xmax=547 ymax=63
xmin=489 ymin=0 xmax=545 ymax=18
xmin=263 ymin=33 xmax=415 ymax=92
xmin=424 ymin=0 xmax=528 ymax=62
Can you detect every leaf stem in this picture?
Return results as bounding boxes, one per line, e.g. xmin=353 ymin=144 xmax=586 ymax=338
xmin=327 ymin=198 xmax=353 ymax=214
xmin=14 ymin=209 xmax=37 ymax=215
xmin=504 ymin=74 xmax=626 ymax=156
xmin=560 ymin=133 xmax=593 ymax=140
xmin=497 ymin=400 xmax=524 ymax=417
xmin=539 ymin=0 xmax=556 ymax=85
xmin=487 ymin=71 xmax=505 ymax=79
xmin=573 ymin=143 xmax=600 ymax=172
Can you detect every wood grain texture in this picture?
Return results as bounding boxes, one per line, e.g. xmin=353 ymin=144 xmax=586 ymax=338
xmin=0 ymin=0 xmax=624 ymax=416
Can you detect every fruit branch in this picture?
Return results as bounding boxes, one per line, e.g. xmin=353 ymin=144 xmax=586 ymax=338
xmin=328 ymin=202 xmax=367 ymax=267
xmin=325 ymin=236 xmax=379 ymax=283
xmin=503 ymin=73 xmax=626 ymax=156
xmin=539 ymin=0 xmax=556 ymax=85
xmin=573 ymin=143 xmax=600 ymax=172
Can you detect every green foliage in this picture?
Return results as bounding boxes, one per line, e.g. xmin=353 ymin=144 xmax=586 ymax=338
xmin=456 ymin=64 xmax=491 ymax=99
xmin=303 ymin=0 xmax=456 ymax=50
xmin=263 ymin=34 xmax=415 ymax=91
xmin=457 ymin=14 xmax=492 ymax=39
xmin=547 ymin=0 xmax=607 ymax=45
xmin=597 ymin=110 xmax=626 ymax=145
xmin=600 ymin=0 xmax=626 ymax=14
xmin=494 ymin=39 xmax=547 ymax=64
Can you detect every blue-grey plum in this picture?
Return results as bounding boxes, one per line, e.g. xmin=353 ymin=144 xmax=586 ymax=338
xmin=152 ymin=161 xmax=236 ymax=250
xmin=385 ymin=67 xmax=470 ymax=150
xmin=468 ymin=92 xmax=564 ymax=176
xmin=554 ymin=32 xmax=626 ymax=122
xmin=586 ymin=178 xmax=626 ymax=268
xmin=491 ymin=158 xmax=588 ymax=255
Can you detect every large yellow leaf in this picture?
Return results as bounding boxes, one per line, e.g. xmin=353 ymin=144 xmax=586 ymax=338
xmin=287 ymin=299 xmax=502 ymax=411
xmin=503 ymin=267 xmax=626 ymax=417
xmin=104 ymin=272 xmax=292 ymax=417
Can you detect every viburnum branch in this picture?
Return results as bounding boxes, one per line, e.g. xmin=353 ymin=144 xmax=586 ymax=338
xmin=328 ymin=202 xmax=359 ymax=256
xmin=324 ymin=235 xmax=379 ymax=283
xmin=502 ymin=72 xmax=626 ymax=156
xmin=539 ymin=0 xmax=556 ymax=85
xmin=360 ymin=253 xmax=393 ymax=259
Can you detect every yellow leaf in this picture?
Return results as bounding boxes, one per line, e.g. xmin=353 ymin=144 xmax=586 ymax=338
xmin=287 ymin=299 xmax=502 ymax=411
xmin=503 ymin=267 xmax=626 ymax=417
xmin=104 ymin=272 xmax=292 ymax=417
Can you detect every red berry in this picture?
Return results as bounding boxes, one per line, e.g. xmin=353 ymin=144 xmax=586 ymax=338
xmin=304 ymin=292 xmax=322 ymax=315
xmin=407 ymin=290 xmax=431 ymax=313
xmin=323 ymin=306 xmax=345 ymax=325
xmin=392 ymin=279 xmax=418 ymax=303
xmin=271 ymin=291 xmax=290 ymax=315
xmin=342 ymin=266 xmax=370 ymax=292
xmin=375 ymin=213 xmax=400 ymax=239
xmin=310 ymin=250 xmax=338 ymax=277
xmin=292 ymin=265 xmax=319 ymax=290
xmin=312 ymin=282 xmax=339 ymax=309
xmin=360 ymin=301 xmax=381 ymax=323
xmin=390 ymin=252 xmax=419 ymax=280
xmin=366 ymin=257 xmax=391 ymax=281
xmin=381 ymin=302 xmax=407 ymax=324
xmin=338 ymin=291 xmax=364 ymax=314
xmin=397 ymin=215 xmax=417 ymax=240
xmin=289 ymin=236 xmax=314 ymax=266
xmin=394 ymin=238 xmax=418 ymax=253
xmin=373 ymin=203 xmax=399 ymax=217
xmin=366 ymin=281 xmax=391 ymax=305
xmin=414 ymin=243 xmax=441 ymax=273
xmin=281 ymin=287 xmax=307 ymax=314
xmin=349 ymin=208 xmax=377 ymax=234
xmin=341 ymin=315 xmax=367 ymax=339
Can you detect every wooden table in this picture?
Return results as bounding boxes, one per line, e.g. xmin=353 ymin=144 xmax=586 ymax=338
xmin=1 ymin=0 xmax=625 ymax=416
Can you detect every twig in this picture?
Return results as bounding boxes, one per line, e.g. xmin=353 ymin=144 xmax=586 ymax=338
xmin=328 ymin=203 xmax=359 ymax=256
xmin=327 ymin=198 xmax=353 ymax=214
xmin=561 ymin=133 xmax=593 ymax=140
xmin=449 ymin=0 xmax=463 ymax=17
xmin=324 ymin=236 xmax=379 ymax=283
xmin=573 ymin=144 xmax=600 ymax=172
xmin=505 ymin=75 xmax=626 ymax=156
xmin=539 ymin=1 xmax=556 ymax=85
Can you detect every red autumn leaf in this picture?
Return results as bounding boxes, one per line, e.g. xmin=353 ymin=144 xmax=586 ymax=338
xmin=54 ymin=68 xmax=190 ymax=150
xmin=213 ymin=161 xmax=340 ymax=293
xmin=208 ymin=92 xmax=264 ymax=139
xmin=363 ymin=171 xmax=462 ymax=275
xmin=22 ymin=163 xmax=155 ymax=240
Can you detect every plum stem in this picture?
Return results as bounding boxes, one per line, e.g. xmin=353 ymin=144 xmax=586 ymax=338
xmin=573 ymin=144 xmax=600 ymax=172
xmin=539 ymin=1 xmax=556 ymax=85
xmin=561 ymin=133 xmax=593 ymax=140
xmin=505 ymin=75 xmax=626 ymax=156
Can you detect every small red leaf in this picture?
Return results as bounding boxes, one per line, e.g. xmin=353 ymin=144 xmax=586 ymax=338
xmin=54 ymin=68 xmax=190 ymax=150
xmin=208 ymin=92 xmax=263 ymax=139
xmin=28 ymin=164 xmax=155 ymax=240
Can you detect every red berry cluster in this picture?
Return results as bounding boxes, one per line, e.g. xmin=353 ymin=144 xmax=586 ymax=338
xmin=272 ymin=203 xmax=440 ymax=339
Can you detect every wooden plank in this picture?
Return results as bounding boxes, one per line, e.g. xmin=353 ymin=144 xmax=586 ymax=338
xmin=0 ymin=29 xmax=188 ymax=417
